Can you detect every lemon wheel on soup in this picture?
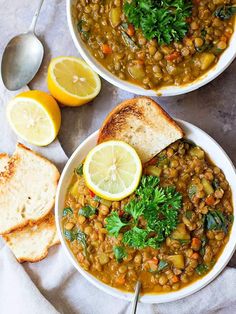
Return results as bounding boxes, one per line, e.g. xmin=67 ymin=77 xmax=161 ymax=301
xmin=83 ymin=140 xmax=142 ymax=201
xmin=47 ymin=56 xmax=101 ymax=106
xmin=6 ymin=90 xmax=61 ymax=146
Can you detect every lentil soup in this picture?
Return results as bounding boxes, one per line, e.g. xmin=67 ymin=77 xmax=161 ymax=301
xmin=62 ymin=140 xmax=233 ymax=293
xmin=74 ymin=0 xmax=236 ymax=90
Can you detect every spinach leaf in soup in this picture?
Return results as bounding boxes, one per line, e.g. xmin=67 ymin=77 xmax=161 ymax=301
xmin=195 ymin=264 xmax=208 ymax=275
xmin=75 ymin=164 xmax=83 ymax=176
xmin=113 ymin=246 xmax=127 ymax=263
xmin=77 ymin=229 xmax=87 ymax=255
xmin=205 ymin=210 xmax=231 ymax=232
xmin=64 ymin=229 xmax=77 ymax=242
xmin=77 ymin=20 xmax=90 ymax=40
xmin=63 ymin=207 xmax=73 ymax=216
xmin=158 ymin=260 xmax=169 ymax=271
xmin=214 ymin=5 xmax=236 ymax=20
xmin=79 ymin=205 xmax=97 ymax=217
xmin=64 ymin=228 xmax=87 ymax=255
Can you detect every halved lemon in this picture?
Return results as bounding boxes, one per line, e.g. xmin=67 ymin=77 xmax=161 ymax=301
xmin=47 ymin=56 xmax=101 ymax=106
xmin=83 ymin=141 xmax=142 ymax=201
xmin=6 ymin=90 xmax=61 ymax=146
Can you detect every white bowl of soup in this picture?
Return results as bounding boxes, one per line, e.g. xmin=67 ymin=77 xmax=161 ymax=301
xmin=67 ymin=0 xmax=236 ymax=96
xmin=55 ymin=119 xmax=236 ymax=303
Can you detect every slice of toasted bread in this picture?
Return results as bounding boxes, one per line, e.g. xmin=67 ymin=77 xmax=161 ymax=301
xmin=0 ymin=153 xmax=10 ymax=172
xmin=0 ymin=143 xmax=60 ymax=235
xmin=3 ymin=212 xmax=60 ymax=263
xmin=98 ymin=97 xmax=184 ymax=163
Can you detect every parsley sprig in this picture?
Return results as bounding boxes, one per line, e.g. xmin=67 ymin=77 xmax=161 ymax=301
xmin=124 ymin=0 xmax=192 ymax=45
xmin=105 ymin=211 xmax=128 ymax=237
xmin=105 ymin=176 xmax=182 ymax=249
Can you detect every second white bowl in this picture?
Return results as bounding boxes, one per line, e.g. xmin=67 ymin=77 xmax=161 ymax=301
xmin=67 ymin=0 xmax=236 ymax=97
xmin=55 ymin=119 xmax=236 ymax=303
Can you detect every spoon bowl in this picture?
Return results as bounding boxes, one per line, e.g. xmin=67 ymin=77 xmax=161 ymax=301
xmin=1 ymin=33 xmax=44 ymax=90
xmin=1 ymin=0 xmax=45 ymax=90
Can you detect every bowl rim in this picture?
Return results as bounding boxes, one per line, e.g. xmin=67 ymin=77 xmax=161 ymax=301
xmin=66 ymin=0 xmax=236 ymax=97
xmin=55 ymin=119 xmax=236 ymax=304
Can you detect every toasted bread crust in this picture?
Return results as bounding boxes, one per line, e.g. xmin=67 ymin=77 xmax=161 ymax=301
xmin=3 ymin=212 xmax=60 ymax=263
xmin=98 ymin=97 xmax=184 ymax=163
xmin=98 ymin=97 xmax=183 ymax=144
xmin=0 ymin=153 xmax=9 ymax=159
xmin=0 ymin=144 xmax=60 ymax=235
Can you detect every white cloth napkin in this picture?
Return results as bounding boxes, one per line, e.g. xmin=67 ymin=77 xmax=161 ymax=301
xmin=1 ymin=82 xmax=236 ymax=314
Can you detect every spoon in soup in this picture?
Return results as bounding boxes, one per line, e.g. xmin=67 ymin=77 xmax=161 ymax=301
xmin=1 ymin=0 xmax=45 ymax=90
xmin=130 ymin=281 xmax=141 ymax=314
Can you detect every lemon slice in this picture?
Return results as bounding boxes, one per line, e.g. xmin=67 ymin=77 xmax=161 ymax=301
xmin=47 ymin=56 xmax=101 ymax=106
xmin=83 ymin=141 xmax=142 ymax=201
xmin=7 ymin=90 xmax=61 ymax=146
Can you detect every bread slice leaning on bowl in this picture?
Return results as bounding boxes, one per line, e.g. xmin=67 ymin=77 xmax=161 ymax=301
xmin=0 ymin=144 xmax=60 ymax=235
xmin=98 ymin=97 xmax=184 ymax=163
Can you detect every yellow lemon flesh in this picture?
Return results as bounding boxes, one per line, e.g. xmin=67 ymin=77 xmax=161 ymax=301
xmin=83 ymin=141 xmax=142 ymax=201
xmin=7 ymin=90 xmax=61 ymax=146
xmin=47 ymin=56 xmax=101 ymax=106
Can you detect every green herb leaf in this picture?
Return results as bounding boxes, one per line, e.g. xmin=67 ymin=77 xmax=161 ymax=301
xmin=64 ymin=229 xmax=77 ymax=242
xmin=64 ymin=228 xmax=87 ymax=255
xmin=94 ymin=195 xmax=101 ymax=202
xmin=195 ymin=264 xmax=208 ymax=275
xmin=113 ymin=246 xmax=127 ymax=263
xmin=77 ymin=229 xmax=87 ymax=255
xmin=196 ymin=42 xmax=213 ymax=53
xmin=135 ymin=178 xmax=182 ymax=245
xmin=75 ymin=164 xmax=83 ymax=176
xmin=158 ymin=260 xmax=169 ymax=271
xmin=105 ymin=211 xmax=128 ymax=237
xmin=212 ymin=179 xmax=220 ymax=190
xmin=123 ymin=226 xmax=150 ymax=248
xmin=214 ymin=5 xmax=236 ymax=20
xmin=125 ymin=200 xmax=144 ymax=222
xmin=120 ymin=29 xmax=139 ymax=50
xmin=200 ymin=236 xmax=207 ymax=256
xmin=124 ymin=0 xmax=192 ymax=45
xmin=205 ymin=210 xmax=230 ymax=232
xmin=201 ymin=29 xmax=207 ymax=37
xmin=106 ymin=175 xmax=182 ymax=249
xmin=63 ymin=207 xmax=73 ymax=216
xmin=79 ymin=205 xmax=97 ymax=217
xmin=77 ymin=20 xmax=90 ymax=40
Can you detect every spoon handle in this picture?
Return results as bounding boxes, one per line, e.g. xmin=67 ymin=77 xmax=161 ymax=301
xmin=29 ymin=0 xmax=45 ymax=33
xmin=130 ymin=281 xmax=141 ymax=314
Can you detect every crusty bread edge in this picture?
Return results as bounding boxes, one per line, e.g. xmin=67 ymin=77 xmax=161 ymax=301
xmin=98 ymin=97 xmax=184 ymax=145
xmin=3 ymin=213 xmax=60 ymax=263
xmin=0 ymin=143 xmax=60 ymax=235
xmin=16 ymin=236 xmax=60 ymax=263
xmin=0 ymin=153 xmax=9 ymax=159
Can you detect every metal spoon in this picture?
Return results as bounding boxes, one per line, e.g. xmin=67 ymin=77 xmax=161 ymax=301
xmin=1 ymin=0 xmax=45 ymax=90
xmin=130 ymin=281 xmax=141 ymax=314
